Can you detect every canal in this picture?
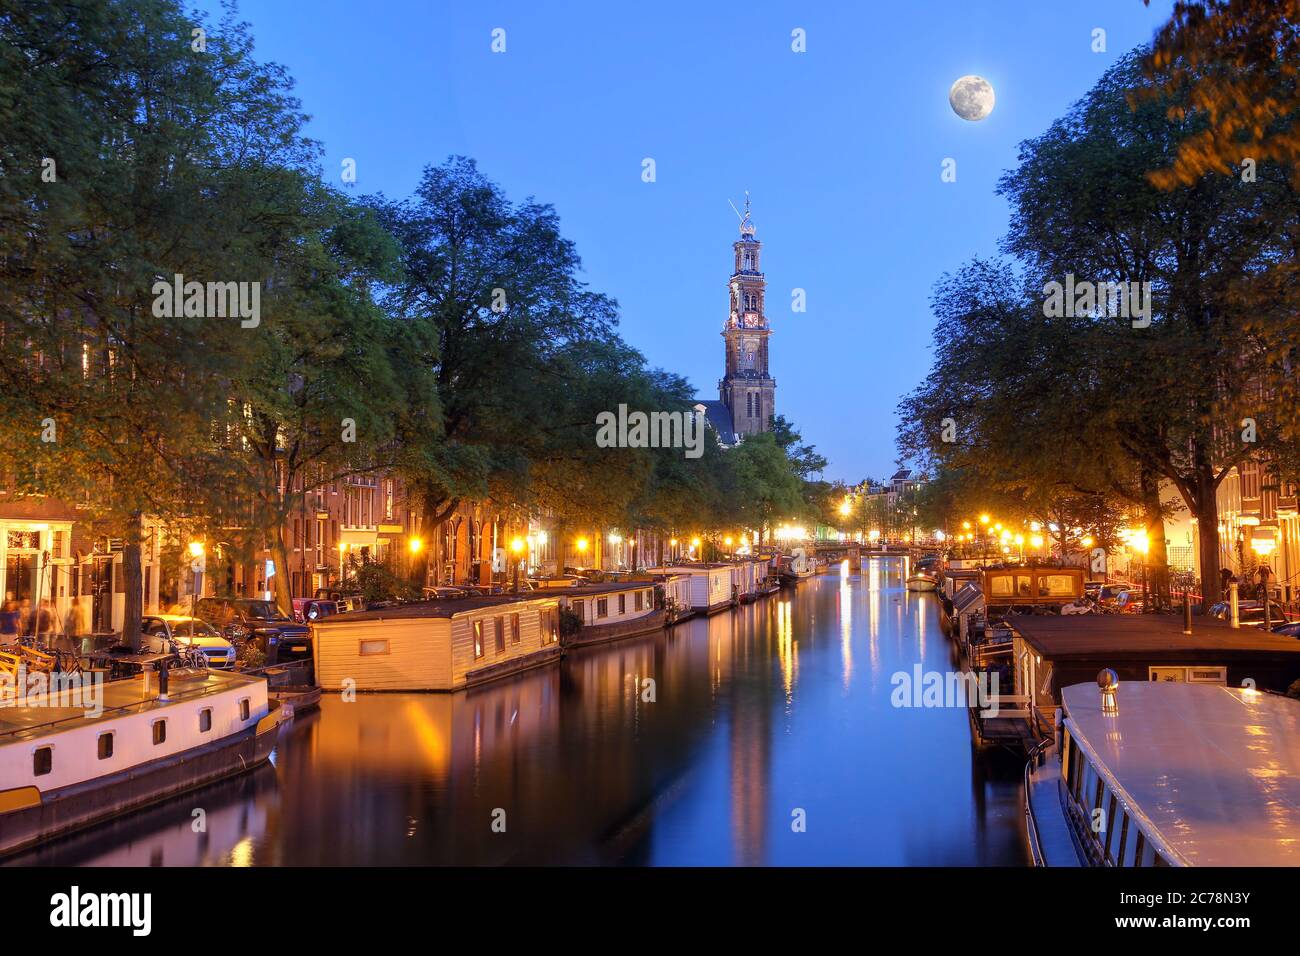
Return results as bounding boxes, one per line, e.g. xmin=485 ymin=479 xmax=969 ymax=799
xmin=15 ymin=560 xmax=1029 ymax=866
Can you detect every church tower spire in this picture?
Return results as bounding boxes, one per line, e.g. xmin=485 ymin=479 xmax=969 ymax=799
xmin=719 ymin=194 xmax=775 ymax=437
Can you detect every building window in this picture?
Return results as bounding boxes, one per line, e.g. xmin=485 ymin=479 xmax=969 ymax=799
xmin=596 ymin=598 xmax=608 ymax=619
xmin=33 ymin=747 xmax=52 ymax=776
xmin=495 ymin=617 xmax=505 ymax=653
xmin=511 ymin=613 xmax=520 ymax=644
xmin=199 ymin=708 xmax=212 ymax=733
xmin=98 ymin=733 xmax=114 ymax=760
xmin=572 ymin=599 xmax=584 ymax=623
xmin=152 ymin=720 xmax=167 ymax=746
xmin=473 ymin=620 xmax=484 ymax=659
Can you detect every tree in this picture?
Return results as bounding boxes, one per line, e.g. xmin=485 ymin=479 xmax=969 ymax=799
xmin=995 ymin=51 xmax=1296 ymax=603
xmin=1143 ymin=1 xmax=1300 ymax=190
xmin=372 ymin=157 xmax=621 ymax=581
xmin=0 ymin=0 xmax=328 ymax=642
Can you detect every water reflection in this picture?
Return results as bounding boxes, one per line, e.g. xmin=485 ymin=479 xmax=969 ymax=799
xmin=16 ymin=561 xmax=1027 ymax=866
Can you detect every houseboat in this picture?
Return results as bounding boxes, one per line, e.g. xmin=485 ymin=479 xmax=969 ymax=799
xmin=0 ymin=659 xmax=284 ymax=858
xmin=1025 ymin=676 xmax=1300 ymax=866
xmin=729 ymin=557 xmax=773 ymax=604
xmin=982 ymin=565 xmax=1086 ymax=613
xmin=648 ymin=571 xmax=694 ymax=624
xmin=311 ymin=595 xmax=562 ymax=692
xmin=548 ymin=581 xmax=664 ymax=649
xmin=777 ymin=549 xmax=815 ymax=586
xmin=645 ymin=563 xmax=734 ymax=615
xmin=905 ymin=569 xmax=937 ymax=591
xmin=965 ymin=613 xmax=1300 ymax=753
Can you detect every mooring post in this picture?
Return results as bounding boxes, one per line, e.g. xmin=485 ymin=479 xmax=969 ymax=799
xmin=1182 ymin=590 xmax=1192 ymax=635
xmin=1229 ymin=581 xmax=1240 ymax=629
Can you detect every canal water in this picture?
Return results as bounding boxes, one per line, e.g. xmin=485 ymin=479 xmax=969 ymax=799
xmin=15 ymin=560 xmax=1028 ymax=866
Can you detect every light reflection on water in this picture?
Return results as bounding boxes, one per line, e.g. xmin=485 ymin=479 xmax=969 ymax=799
xmin=13 ymin=560 xmax=1027 ymax=867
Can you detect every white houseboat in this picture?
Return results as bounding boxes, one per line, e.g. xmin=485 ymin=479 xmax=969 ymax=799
xmin=549 ymin=582 xmax=664 ymax=648
xmin=1025 ymin=675 xmax=1300 ymax=866
xmin=649 ymin=571 xmax=694 ymax=623
xmin=646 ymin=563 xmax=734 ymax=615
xmin=312 ymin=595 xmax=562 ymax=692
xmin=0 ymin=662 xmax=283 ymax=858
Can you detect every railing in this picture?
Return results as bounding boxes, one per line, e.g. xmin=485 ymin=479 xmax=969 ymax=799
xmin=0 ymin=674 xmax=241 ymax=739
xmin=1023 ymin=735 xmax=1056 ymax=867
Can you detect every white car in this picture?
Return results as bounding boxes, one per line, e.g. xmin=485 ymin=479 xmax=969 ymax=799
xmin=141 ymin=614 xmax=237 ymax=669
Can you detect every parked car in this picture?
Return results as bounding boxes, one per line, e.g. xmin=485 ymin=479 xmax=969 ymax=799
xmin=195 ymin=597 xmax=311 ymax=664
xmin=292 ymin=588 xmax=365 ymax=623
xmin=1207 ymin=600 xmax=1293 ymax=627
xmin=423 ymin=586 xmax=469 ymax=601
xmin=140 ymin=614 xmax=237 ymax=669
xmin=1271 ymin=621 xmax=1300 ymax=638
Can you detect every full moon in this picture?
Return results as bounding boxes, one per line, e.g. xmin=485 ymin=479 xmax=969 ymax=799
xmin=949 ymin=75 xmax=995 ymax=121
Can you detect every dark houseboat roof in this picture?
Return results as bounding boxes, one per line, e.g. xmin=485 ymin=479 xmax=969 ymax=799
xmin=312 ymin=595 xmax=552 ymax=624
xmin=529 ymin=581 xmax=655 ymax=598
xmin=1009 ymin=615 xmax=1300 ymax=662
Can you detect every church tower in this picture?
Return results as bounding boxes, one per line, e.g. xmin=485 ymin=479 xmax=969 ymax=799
xmin=719 ymin=196 xmax=775 ymax=437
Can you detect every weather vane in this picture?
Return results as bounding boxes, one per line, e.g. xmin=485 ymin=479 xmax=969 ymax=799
xmin=728 ymin=191 xmax=754 ymax=235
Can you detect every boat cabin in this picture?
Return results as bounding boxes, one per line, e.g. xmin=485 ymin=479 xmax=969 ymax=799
xmin=311 ymin=595 xmax=562 ymax=692
xmin=645 ymin=564 xmax=734 ymax=614
xmin=982 ymin=566 xmax=1085 ymax=609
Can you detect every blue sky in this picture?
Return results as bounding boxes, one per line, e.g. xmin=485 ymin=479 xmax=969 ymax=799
xmin=195 ymin=0 xmax=1174 ymax=482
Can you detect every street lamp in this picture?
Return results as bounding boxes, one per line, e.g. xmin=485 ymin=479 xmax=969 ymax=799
xmin=338 ymin=542 xmax=349 ymax=587
xmin=409 ymin=537 xmax=423 ymax=555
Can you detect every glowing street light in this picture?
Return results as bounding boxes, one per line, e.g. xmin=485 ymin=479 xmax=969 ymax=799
xmin=408 ymin=537 xmax=423 ymax=554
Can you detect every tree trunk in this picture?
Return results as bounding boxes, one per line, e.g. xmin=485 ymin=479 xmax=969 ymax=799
xmin=1192 ymin=469 xmax=1222 ymax=606
xmin=1140 ymin=467 xmax=1170 ymax=610
xmin=122 ymin=512 xmax=144 ymax=650
xmin=271 ymin=520 xmax=293 ymax=613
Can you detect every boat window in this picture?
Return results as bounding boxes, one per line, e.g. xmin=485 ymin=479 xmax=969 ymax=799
xmin=596 ymin=598 xmax=608 ymax=619
xmin=239 ymin=698 xmax=250 ymax=721
xmin=635 ymin=590 xmax=644 ymax=611
xmin=494 ymin=617 xmax=505 ymax=653
xmin=1016 ymin=575 xmax=1033 ymax=597
xmin=989 ymin=576 xmax=1014 ymax=597
xmin=473 ymin=620 xmax=484 ymax=659
xmin=33 ymin=746 xmax=52 ymax=776
xmin=1132 ymin=831 xmax=1147 ymax=867
xmin=359 ymin=639 xmax=389 ymax=656
xmin=510 ymin=614 xmax=520 ymax=645
xmin=97 ymin=733 xmax=114 ymax=760
xmin=572 ymin=600 xmax=584 ymax=623
xmin=618 ymin=594 xmax=626 ymax=615
xmin=1038 ymin=574 xmax=1077 ymax=597
xmin=199 ymin=708 xmax=212 ymax=733
xmin=152 ymin=719 xmax=167 ymax=745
